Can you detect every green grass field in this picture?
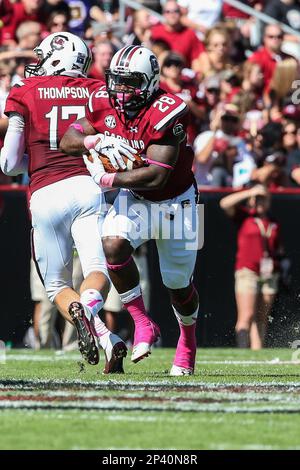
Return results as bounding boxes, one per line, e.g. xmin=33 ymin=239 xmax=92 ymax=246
xmin=1 ymin=348 xmax=300 ymax=450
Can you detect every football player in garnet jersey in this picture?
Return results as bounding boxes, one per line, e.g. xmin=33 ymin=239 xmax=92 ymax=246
xmin=60 ymin=45 xmax=200 ymax=376
xmin=0 ymin=33 xmax=138 ymax=373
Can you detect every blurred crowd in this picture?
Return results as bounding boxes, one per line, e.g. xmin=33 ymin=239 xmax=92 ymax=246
xmin=2 ymin=0 xmax=300 ymax=188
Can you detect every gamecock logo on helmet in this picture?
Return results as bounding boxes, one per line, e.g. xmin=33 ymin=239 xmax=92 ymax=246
xmin=51 ymin=35 xmax=67 ymax=51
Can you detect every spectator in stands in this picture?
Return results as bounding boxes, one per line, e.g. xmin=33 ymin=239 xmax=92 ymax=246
xmin=177 ymin=0 xmax=222 ymax=40
xmin=65 ymin=0 xmax=92 ymax=37
xmin=88 ymin=40 xmax=114 ymax=81
xmin=287 ymin=127 xmax=300 ymax=185
xmin=265 ymin=0 xmax=300 ymax=57
xmin=220 ymin=68 xmax=242 ymax=104
xmin=239 ymin=61 xmax=264 ymax=113
xmin=150 ymin=38 xmax=171 ymax=66
xmin=46 ymin=10 xmax=70 ymax=33
xmin=41 ymin=0 xmax=70 ymax=22
xmin=90 ymin=0 xmax=120 ymax=25
xmin=220 ymin=184 xmax=283 ymax=349
xmin=192 ymin=26 xmax=233 ymax=81
xmin=196 ymin=75 xmax=221 ymax=132
xmin=160 ymin=51 xmax=202 ymax=143
xmin=15 ymin=21 xmax=42 ymax=51
xmin=282 ymin=120 xmax=299 ymax=154
xmin=193 ymin=104 xmax=255 ymax=187
xmin=0 ymin=0 xmax=13 ymax=46
xmin=125 ymin=9 xmax=153 ymax=47
xmin=150 ymin=0 xmax=204 ymax=67
xmin=135 ymin=0 xmax=161 ymax=12
xmin=251 ymin=151 xmax=288 ymax=188
xmin=248 ymin=24 xmax=297 ymax=95
xmin=1 ymin=0 xmax=46 ymax=47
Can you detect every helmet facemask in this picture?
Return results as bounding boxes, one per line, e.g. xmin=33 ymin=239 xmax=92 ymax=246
xmin=106 ymin=70 xmax=151 ymax=112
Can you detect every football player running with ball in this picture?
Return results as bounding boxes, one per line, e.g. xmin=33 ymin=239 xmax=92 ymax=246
xmin=0 ymin=33 xmax=136 ymax=373
xmin=60 ymin=45 xmax=200 ymax=376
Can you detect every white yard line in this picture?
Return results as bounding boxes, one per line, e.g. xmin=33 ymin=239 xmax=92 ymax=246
xmin=1 ymin=399 xmax=300 ymax=413
xmin=1 ymin=378 xmax=300 ymax=390
xmin=4 ymin=353 xmax=300 ymax=365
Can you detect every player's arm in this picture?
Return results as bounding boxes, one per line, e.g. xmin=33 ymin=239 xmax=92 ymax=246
xmin=60 ymin=117 xmax=137 ymax=170
xmin=59 ymin=117 xmax=96 ymax=156
xmin=0 ymin=112 xmax=28 ymax=176
xmin=84 ymin=132 xmax=180 ymax=191
xmin=112 ymin=135 xmax=178 ymax=190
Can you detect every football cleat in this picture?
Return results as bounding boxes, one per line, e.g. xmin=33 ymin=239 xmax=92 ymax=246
xmin=131 ymin=321 xmax=161 ymax=363
xmin=169 ymin=365 xmax=194 ymax=376
xmin=68 ymin=301 xmax=99 ymax=365
xmin=101 ymin=333 xmax=128 ymax=374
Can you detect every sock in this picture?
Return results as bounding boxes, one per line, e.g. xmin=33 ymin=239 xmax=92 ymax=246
xmin=80 ymin=289 xmax=104 ymax=318
xmin=120 ymin=286 xmax=158 ymax=346
xmin=80 ymin=288 xmax=109 ymax=346
xmin=173 ymin=306 xmax=198 ymax=369
xmin=120 ymin=286 xmax=149 ymax=326
xmin=93 ymin=315 xmax=110 ymax=348
xmin=119 ymin=286 xmax=150 ymax=325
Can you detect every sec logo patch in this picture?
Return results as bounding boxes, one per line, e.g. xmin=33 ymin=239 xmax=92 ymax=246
xmin=105 ymin=115 xmax=117 ymax=129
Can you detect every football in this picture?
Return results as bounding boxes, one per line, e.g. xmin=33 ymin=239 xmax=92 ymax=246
xmin=88 ymin=152 xmax=147 ymax=173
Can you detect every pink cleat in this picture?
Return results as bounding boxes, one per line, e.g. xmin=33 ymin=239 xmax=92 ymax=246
xmin=131 ymin=320 xmax=161 ymax=363
xmin=170 ymin=323 xmax=197 ymax=376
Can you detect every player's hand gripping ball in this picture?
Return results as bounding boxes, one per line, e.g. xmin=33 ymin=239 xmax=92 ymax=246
xmin=88 ymin=150 xmax=146 ymax=173
xmin=100 ymin=151 xmax=146 ymax=172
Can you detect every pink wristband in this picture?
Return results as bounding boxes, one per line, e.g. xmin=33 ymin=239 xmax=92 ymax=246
xmin=83 ymin=135 xmax=101 ymax=151
xmin=100 ymin=173 xmax=116 ymax=188
xmin=70 ymin=123 xmax=84 ymax=133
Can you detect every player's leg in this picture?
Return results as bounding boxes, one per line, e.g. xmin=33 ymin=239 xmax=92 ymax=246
xmin=30 ymin=178 xmax=99 ymax=365
xmin=252 ymin=275 xmax=278 ymax=349
xmin=235 ymin=268 xmax=258 ymax=348
xmin=156 ymin=185 xmax=199 ymax=375
xmin=102 ymin=190 xmax=160 ymax=363
xmin=157 ymin=246 xmax=199 ymax=375
xmin=72 ymin=185 xmax=127 ymax=373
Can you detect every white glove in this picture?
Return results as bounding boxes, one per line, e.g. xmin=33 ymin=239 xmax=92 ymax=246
xmin=84 ymin=133 xmax=137 ymax=170
xmin=83 ymin=150 xmax=106 ymax=185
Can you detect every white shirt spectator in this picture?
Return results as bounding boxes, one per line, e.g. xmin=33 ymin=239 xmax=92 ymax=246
xmin=193 ymin=129 xmax=256 ymax=187
xmin=177 ymin=0 xmax=222 ymax=39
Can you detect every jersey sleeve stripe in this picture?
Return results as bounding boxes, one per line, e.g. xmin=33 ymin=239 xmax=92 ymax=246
xmin=88 ymin=91 xmax=94 ymax=112
xmin=153 ymin=102 xmax=187 ymax=131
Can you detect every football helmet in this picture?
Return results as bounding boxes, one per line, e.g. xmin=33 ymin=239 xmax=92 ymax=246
xmin=24 ymin=32 xmax=92 ymax=78
xmin=106 ymin=45 xmax=160 ymax=112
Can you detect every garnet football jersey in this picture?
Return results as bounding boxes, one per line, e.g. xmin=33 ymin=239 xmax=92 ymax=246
xmin=5 ymin=75 xmax=102 ymax=194
xmin=86 ymin=85 xmax=195 ymax=201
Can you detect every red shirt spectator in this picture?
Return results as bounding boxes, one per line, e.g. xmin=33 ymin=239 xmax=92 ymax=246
xmin=151 ymin=0 xmax=204 ymax=67
xmin=88 ymin=41 xmax=114 ymax=82
xmin=1 ymin=0 xmax=46 ymax=45
xmin=223 ymin=0 xmax=263 ymax=20
xmin=248 ymin=24 xmax=294 ymax=93
xmin=0 ymin=0 xmax=13 ymax=44
xmin=234 ymin=206 xmax=281 ymax=274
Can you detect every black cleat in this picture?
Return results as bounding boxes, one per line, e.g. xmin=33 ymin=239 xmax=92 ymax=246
xmin=68 ymin=301 xmax=99 ymax=365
